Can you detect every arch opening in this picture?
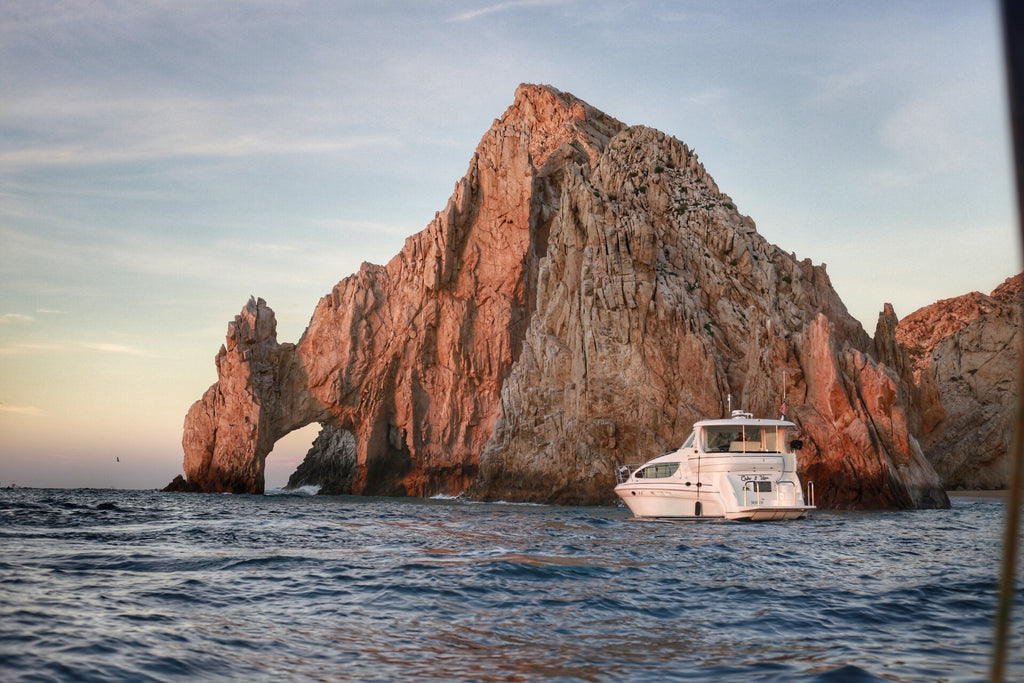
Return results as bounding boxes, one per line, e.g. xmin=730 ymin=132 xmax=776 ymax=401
xmin=272 ymin=423 xmax=359 ymax=494
xmin=264 ymin=422 xmax=323 ymax=490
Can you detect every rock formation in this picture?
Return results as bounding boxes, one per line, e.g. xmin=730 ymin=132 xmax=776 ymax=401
xmin=176 ymin=296 xmax=328 ymax=493
xmin=170 ymin=84 xmax=957 ymax=509
xmin=894 ymin=275 xmax=1022 ymax=489
xmin=284 ymin=426 xmax=357 ymax=494
xmin=464 ymin=110 xmax=942 ymax=509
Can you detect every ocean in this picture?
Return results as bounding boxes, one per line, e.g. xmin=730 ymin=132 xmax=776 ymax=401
xmin=0 ymin=487 xmax=1021 ymax=682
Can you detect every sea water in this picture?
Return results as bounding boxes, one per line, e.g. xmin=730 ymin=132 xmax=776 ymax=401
xmin=0 ymin=488 xmax=1021 ymax=682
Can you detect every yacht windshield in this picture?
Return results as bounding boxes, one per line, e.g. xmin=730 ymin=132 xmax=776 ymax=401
xmin=635 ymin=462 xmax=680 ymax=479
xmin=701 ymin=425 xmax=786 ymax=453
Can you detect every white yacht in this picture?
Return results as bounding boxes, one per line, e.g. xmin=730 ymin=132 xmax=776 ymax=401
xmin=614 ymin=411 xmax=814 ymax=521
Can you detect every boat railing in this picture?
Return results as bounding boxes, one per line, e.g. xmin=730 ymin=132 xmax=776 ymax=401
xmin=614 ymin=453 xmax=675 ymax=484
xmin=615 ymin=465 xmax=641 ymax=485
xmin=776 ymin=481 xmax=798 ymax=506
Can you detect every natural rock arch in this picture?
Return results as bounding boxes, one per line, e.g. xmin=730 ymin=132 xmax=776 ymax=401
xmin=171 ymin=84 xmax=953 ymax=509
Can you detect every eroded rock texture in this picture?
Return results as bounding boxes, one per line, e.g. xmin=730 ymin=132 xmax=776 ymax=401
xmin=172 ymin=84 xmax=966 ymax=508
xmin=285 ymin=426 xmax=357 ymax=494
xmin=894 ymin=275 xmax=1022 ymax=489
xmin=176 ymin=85 xmax=618 ymax=496
xmin=178 ymin=297 xmax=326 ymax=493
xmin=466 ymin=117 xmax=943 ymax=509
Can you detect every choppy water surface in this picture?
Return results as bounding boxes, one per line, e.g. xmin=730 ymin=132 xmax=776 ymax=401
xmin=1 ymin=488 xmax=1021 ymax=682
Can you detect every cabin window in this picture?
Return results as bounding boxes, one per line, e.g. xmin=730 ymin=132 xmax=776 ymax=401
xmin=636 ymin=462 xmax=679 ymax=479
xmin=703 ymin=427 xmax=742 ymax=452
xmin=734 ymin=427 xmax=766 ymax=452
xmin=681 ymin=431 xmax=695 ymax=449
xmin=702 ymin=426 xmax=787 ymax=453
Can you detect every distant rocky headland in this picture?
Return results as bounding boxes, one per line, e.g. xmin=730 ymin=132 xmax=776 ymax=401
xmin=165 ymin=84 xmax=1021 ymax=509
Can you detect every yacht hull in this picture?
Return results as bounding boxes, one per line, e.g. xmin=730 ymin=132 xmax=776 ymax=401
xmin=615 ymin=484 xmax=810 ymax=521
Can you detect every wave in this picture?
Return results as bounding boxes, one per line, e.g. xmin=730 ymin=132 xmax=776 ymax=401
xmin=264 ymin=485 xmax=321 ymax=496
xmin=0 ymin=486 xmax=1019 ymax=682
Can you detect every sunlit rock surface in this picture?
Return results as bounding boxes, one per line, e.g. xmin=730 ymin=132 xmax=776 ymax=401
xmin=894 ymin=275 xmax=1022 ymax=489
xmin=168 ymin=84 xmax=1011 ymax=509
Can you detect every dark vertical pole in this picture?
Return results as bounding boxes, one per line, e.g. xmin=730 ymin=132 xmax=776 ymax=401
xmin=995 ymin=3 xmax=1024 ymax=681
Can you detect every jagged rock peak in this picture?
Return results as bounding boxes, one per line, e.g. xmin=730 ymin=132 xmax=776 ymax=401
xmin=992 ymin=271 xmax=1024 ymax=302
xmin=171 ymin=84 xmax=951 ymax=509
xmin=502 ymin=84 xmax=626 ymax=169
xmin=895 ymin=273 xmax=1023 ymax=379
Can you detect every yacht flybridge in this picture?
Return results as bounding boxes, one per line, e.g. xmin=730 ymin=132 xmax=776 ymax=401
xmin=614 ymin=411 xmax=815 ymax=521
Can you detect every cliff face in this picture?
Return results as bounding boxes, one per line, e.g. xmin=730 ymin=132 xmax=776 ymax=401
xmin=894 ymin=275 xmax=1022 ymax=489
xmin=177 ymin=86 xmax=622 ymax=496
xmin=465 ymin=117 xmax=941 ymax=509
xmin=173 ymin=84 xmax=953 ymax=508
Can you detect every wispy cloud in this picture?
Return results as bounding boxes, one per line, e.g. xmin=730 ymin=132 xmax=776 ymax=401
xmin=0 ymin=341 xmax=162 ymax=358
xmin=0 ymin=0 xmax=191 ymax=35
xmin=80 ymin=342 xmax=163 ymax=358
xmin=0 ymin=343 xmax=63 ymax=356
xmin=0 ymin=313 xmax=35 ymax=324
xmin=448 ymin=0 xmax=573 ymax=22
xmin=806 ymin=66 xmax=884 ymax=108
xmin=0 ymin=87 xmax=402 ymax=169
xmin=311 ymin=218 xmax=423 ymax=238
xmin=0 ymin=134 xmax=401 ymax=168
xmin=0 ymin=220 xmax=384 ymax=303
xmin=0 ymin=403 xmax=43 ymax=417
xmin=2 ymin=126 xmax=398 ymax=171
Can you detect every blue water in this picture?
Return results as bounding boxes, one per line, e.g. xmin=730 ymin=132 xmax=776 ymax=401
xmin=0 ymin=488 xmax=1021 ymax=682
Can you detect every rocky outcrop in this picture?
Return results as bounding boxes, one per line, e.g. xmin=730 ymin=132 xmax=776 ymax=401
xmin=177 ymin=296 xmax=328 ymax=493
xmin=284 ymin=426 xmax=357 ymax=494
xmin=894 ymin=275 xmax=1022 ymax=489
xmin=173 ymin=86 xmax=622 ymax=497
xmin=791 ymin=315 xmax=946 ymax=508
xmin=465 ymin=118 xmax=940 ymax=509
xmin=170 ymin=84 xmax=952 ymax=509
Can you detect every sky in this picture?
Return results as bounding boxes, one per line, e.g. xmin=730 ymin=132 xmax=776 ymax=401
xmin=0 ymin=0 xmax=1018 ymax=490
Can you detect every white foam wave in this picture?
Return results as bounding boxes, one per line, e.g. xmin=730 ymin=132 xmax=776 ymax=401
xmin=264 ymin=485 xmax=321 ymax=496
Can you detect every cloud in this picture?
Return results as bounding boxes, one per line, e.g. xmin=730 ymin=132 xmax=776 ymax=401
xmin=0 ymin=0 xmax=187 ymax=34
xmin=0 ymin=313 xmax=35 ymax=324
xmin=880 ymin=97 xmax=956 ymax=168
xmin=0 ymin=134 xmax=401 ymax=168
xmin=0 ymin=90 xmax=401 ymax=168
xmin=80 ymin=343 xmax=163 ymax=358
xmin=0 ymin=343 xmax=62 ymax=356
xmin=448 ymin=0 xmax=573 ymax=22
xmin=0 ymin=403 xmax=43 ymax=417
xmin=0 ymin=341 xmax=162 ymax=358
xmin=311 ymin=218 xmax=423 ymax=238
xmin=806 ymin=66 xmax=884 ymax=108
